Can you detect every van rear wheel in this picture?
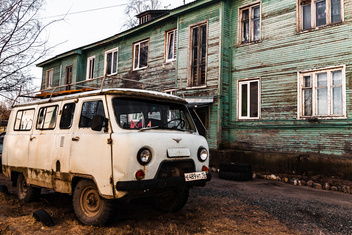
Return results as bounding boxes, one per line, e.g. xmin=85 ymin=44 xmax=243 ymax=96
xmin=73 ymin=179 xmax=112 ymax=226
xmin=16 ymin=174 xmax=41 ymax=202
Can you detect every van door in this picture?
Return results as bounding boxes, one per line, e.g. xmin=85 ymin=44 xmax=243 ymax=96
xmin=28 ymin=104 xmax=59 ymax=188
xmin=52 ymin=101 xmax=76 ymax=193
xmin=70 ymin=97 xmax=113 ymax=197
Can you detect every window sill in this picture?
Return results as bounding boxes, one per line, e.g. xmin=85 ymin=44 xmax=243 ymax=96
xmin=164 ymin=59 xmax=176 ymax=65
xmin=133 ymin=67 xmax=148 ymax=71
xmin=237 ymin=40 xmax=262 ymax=47
xmin=186 ymin=85 xmax=207 ymax=89
xmin=299 ymin=116 xmax=347 ymax=120
xmin=237 ymin=118 xmax=261 ymax=121
xmin=297 ymin=21 xmax=344 ymax=34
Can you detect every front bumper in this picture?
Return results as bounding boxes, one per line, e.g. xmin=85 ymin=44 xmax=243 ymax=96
xmin=116 ymin=173 xmax=211 ymax=191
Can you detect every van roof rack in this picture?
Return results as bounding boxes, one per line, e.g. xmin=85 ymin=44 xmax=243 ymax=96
xmin=34 ymin=88 xmax=94 ymax=99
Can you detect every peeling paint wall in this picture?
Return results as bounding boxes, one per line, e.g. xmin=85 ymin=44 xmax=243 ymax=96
xmin=225 ymin=0 xmax=352 ymax=158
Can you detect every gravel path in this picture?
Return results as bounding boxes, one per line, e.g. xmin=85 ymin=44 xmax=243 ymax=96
xmin=199 ymin=173 xmax=352 ymax=234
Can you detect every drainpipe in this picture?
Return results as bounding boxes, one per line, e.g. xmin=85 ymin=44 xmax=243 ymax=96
xmin=216 ymin=1 xmax=224 ymax=150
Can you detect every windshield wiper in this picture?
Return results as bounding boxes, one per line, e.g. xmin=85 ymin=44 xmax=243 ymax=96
xmin=138 ymin=126 xmax=160 ymax=132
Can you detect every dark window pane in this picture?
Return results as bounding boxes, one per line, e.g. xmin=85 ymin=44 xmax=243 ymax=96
xmin=331 ymin=0 xmax=341 ymax=23
xmin=60 ymin=103 xmax=75 ymax=129
xmin=241 ymin=84 xmax=248 ymax=117
xmin=250 ymin=81 xmax=258 ymax=118
xmin=304 ymin=76 xmax=311 ymax=87
xmin=316 ymin=0 xmax=326 ymax=26
xmin=79 ymin=101 xmax=105 ymax=128
xmin=140 ymin=41 xmax=148 ymax=68
xmin=303 ymin=89 xmax=312 ymax=116
xmin=106 ymin=52 xmax=112 ymax=74
xmin=303 ymin=4 xmax=311 ymax=30
xmin=113 ymin=51 xmax=118 ymax=73
xmin=167 ymin=32 xmax=174 ymax=60
xmin=134 ymin=45 xmax=139 ymax=69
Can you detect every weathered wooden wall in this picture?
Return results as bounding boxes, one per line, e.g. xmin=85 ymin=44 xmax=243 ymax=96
xmin=224 ymin=0 xmax=352 ymax=159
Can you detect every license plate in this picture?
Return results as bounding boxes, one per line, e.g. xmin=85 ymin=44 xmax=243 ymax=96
xmin=184 ymin=171 xmax=207 ymax=182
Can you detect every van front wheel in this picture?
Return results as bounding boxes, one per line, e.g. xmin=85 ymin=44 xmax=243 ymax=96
xmin=73 ymin=179 xmax=112 ymax=226
xmin=153 ymin=188 xmax=189 ymax=212
xmin=17 ymin=174 xmax=41 ymax=202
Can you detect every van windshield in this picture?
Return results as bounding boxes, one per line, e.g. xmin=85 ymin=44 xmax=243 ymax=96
xmin=113 ymin=98 xmax=196 ymax=132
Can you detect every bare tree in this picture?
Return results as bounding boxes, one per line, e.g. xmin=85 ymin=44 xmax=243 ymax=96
xmin=0 ymin=0 xmax=56 ymax=97
xmin=122 ymin=0 xmax=161 ymax=29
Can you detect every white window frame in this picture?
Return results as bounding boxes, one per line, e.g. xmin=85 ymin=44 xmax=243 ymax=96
xmin=46 ymin=68 xmax=54 ymax=88
xmin=297 ymin=0 xmax=344 ymax=32
xmin=104 ymin=48 xmax=118 ymax=76
xmin=165 ymin=29 xmax=177 ymax=62
xmin=297 ymin=65 xmax=346 ymax=119
xmin=133 ymin=39 xmax=149 ymax=70
xmin=238 ymin=2 xmax=261 ymax=44
xmin=86 ymin=56 xmax=95 ymax=80
xmin=238 ymin=78 xmax=261 ymax=120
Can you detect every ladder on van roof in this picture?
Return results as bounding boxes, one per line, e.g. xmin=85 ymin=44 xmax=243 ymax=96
xmin=11 ymin=74 xmax=161 ymax=107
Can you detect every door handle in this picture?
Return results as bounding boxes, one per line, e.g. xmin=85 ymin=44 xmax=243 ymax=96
xmin=30 ymin=136 xmax=36 ymax=141
xmin=72 ymin=137 xmax=80 ymax=141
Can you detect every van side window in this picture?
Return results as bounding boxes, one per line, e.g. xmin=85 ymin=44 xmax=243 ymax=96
xmin=60 ymin=103 xmax=75 ymax=129
xmin=79 ymin=100 xmax=105 ymax=128
xmin=36 ymin=106 xmax=58 ymax=130
xmin=14 ymin=109 xmax=34 ymax=131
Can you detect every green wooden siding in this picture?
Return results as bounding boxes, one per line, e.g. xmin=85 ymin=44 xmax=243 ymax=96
xmin=225 ymin=0 xmax=352 ymax=156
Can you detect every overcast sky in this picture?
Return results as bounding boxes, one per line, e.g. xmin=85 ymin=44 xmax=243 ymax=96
xmin=32 ymin=0 xmax=192 ymax=86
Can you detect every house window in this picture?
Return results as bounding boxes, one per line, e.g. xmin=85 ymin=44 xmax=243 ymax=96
xmin=189 ymin=22 xmax=207 ymax=87
xmin=86 ymin=56 xmax=95 ymax=79
xmin=298 ymin=66 xmax=345 ymax=118
xmin=165 ymin=29 xmax=177 ymax=62
xmin=238 ymin=79 xmax=260 ymax=119
xmin=299 ymin=0 xmax=343 ymax=31
xmin=65 ymin=66 xmax=72 ymax=91
xmin=239 ymin=3 xmax=261 ymax=44
xmin=133 ymin=39 xmax=149 ymax=70
xmin=105 ymin=48 xmax=118 ymax=75
xmin=46 ymin=69 xmax=54 ymax=88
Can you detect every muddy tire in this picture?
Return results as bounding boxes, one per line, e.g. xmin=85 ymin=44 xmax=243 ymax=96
xmin=153 ymin=189 xmax=189 ymax=212
xmin=73 ymin=179 xmax=112 ymax=226
xmin=16 ymin=174 xmax=41 ymax=202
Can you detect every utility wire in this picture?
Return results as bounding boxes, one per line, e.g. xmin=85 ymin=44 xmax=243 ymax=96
xmin=42 ymin=3 xmax=129 ymax=19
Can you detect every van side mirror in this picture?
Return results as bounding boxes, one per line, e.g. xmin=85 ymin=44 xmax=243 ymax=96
xmin=91 ymin=115 xmax=108 ymax=132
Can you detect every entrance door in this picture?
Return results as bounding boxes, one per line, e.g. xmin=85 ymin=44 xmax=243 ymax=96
xmin=65 ymin=66 xmax=72 ymax=91
xmin=191 ymin=107 xmax=208 ymax=138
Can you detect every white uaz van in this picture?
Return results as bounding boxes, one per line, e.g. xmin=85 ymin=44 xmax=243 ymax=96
xmin=1 ymin=88 xmax=210 ymax=226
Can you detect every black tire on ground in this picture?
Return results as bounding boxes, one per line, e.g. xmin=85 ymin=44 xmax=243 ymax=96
xmin=153 ymin=188 xmax=189 ymax=213
xmin=0 ymin=184 xmax=8 ymax=194
xmin=219 ymin=162 xmax=252 ymax=173
xmin=33 ymin=209 xmax=55 ymax=227
xmin=219 ymin=171 xmax=253 ymax=181
xmin=16 ymin=174 xmax=41 ymax=202
xmin=72 ymin=179 xmax=113 ymax=226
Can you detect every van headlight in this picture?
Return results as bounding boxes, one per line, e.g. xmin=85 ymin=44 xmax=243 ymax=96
xmin=198 ymin=148 xmax=208 ymax=162
xmin=137 ymin=148 xmax=152 ymax=165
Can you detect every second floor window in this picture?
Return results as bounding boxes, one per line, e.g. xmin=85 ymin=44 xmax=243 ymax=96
xmin=133 ymin=39 xmax=149 ymax=70
xmin=299 ymin=0 xmax=342 ymax=31
xmin=239 ymin=3 xmax=261 ymax=44
xmin=46 ymin=69 xmax=54 ymax=88
xmin=189 ymin=22 xmax=207 ymax=87
xmin=165 ymin=29 xmax=177 ymax=62
xmin=298 ymin=66 xmax=346 ymax=118
xmin=86 ymin=56 xmax=95 ymax=79
xmin=105 ymin=48 xmax=118 ymax=75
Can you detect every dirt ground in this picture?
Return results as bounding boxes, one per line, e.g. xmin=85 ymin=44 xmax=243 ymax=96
xmin=0 ymin=173 xmax=300 ymax=235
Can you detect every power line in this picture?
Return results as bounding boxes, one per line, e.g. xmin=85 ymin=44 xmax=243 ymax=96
xmin=42 ymin=3 xmax=129 ymax=19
